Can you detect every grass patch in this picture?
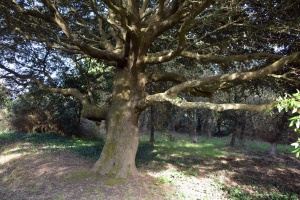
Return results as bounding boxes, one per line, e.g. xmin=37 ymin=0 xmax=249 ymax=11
xmin=154 ymin=140 xmax=226 ymax=157
xmin=105 ymin=178 xmax=125 ymax=186
xmin=66 ymin=171 xmax=95 ymax=184
xmin=1 ymin=132 xmax=295 ymax=162
xmin=242 ymin=140 xmax=294 ymax=154
xmin=137 ymin=134 xmax=228 ymax=170
xmin=0 ymin=132 xmax=27 ymax=147
xmin=0 ymin=132 xmax=104 ymax=159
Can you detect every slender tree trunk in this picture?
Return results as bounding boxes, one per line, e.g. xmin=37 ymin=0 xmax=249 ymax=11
xmin=238 ymin=111 xmax=246 ymax=146
xmin=149 ymin=83 xmax=155 ymax=143
xmin=192 ymin=110 xmax=198 ymax=143
xmin=230 ymin=117 xmax=238 ymax=146
xmin=269 ymin=142 xmax=277 ymax=156
xmin=150 ymin=105 xmax=155 ymax=143
xmin=268 ymin=112 xmax=288 ymax=156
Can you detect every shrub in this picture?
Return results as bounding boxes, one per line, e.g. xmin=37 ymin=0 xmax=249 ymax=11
xmin=8 ymin=91 xmax=81 ymax=135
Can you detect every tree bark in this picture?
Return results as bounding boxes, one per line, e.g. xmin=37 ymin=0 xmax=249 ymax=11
xmin=150 ymin=105 xmax=155 ymax=143
xmin=91 ymin=102 xmax=140 ymax=177
xmin=230 ymin=117 xmax=238 ymax=146
xmin=238 ymin=111 xmax=246 ymax=146
xmin=91 ymin=66 xmax=144 ymax=178
xmin=269 ymin=142 xmax=278 ymax=156
xmin=149 ymin=83 xmax=155 ymax=143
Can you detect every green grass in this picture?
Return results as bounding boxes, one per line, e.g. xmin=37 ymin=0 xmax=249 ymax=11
xmin=0 ymin=132 xmax=104 ymax=160
xmin=1 ymin=131 xmax=295 ymax=161
xmin=243 ymin=140 xmax=294 ymax=154
xmin=1 ymin=131 xmax=294 ymax=164
xmin=136 ymin=134 xmax=229 ymax=170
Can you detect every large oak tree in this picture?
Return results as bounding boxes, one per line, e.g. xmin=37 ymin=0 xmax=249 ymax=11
xmin=1 ymin=0 xmax=300 ymax=177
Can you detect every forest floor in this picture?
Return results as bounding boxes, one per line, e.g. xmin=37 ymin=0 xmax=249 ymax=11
xmin=0 ymin=132 xmax=300 ymax=200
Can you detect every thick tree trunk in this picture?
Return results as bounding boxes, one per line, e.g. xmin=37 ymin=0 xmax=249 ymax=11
xmin=91 ymin=66 xmax=145 ymax=178
xmin=91 ymin=103 xmax=140 ymax=177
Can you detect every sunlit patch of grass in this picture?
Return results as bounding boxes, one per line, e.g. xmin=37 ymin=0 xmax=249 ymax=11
xmin=137 ymin=135 xmax=228 ymax=171
xmin=153 ymin=139 xmax=227 ymax=158
xmin=0 ymin=132 xmax=104 ymax=160
xmin=0 ymin=152 xmax=25 ymax=165
xmin=243 ymin=140 xmax=294 ymax=154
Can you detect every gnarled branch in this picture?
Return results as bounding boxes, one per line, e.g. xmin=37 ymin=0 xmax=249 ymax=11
xmin=140 ymin=52 xmax=300 ymax=110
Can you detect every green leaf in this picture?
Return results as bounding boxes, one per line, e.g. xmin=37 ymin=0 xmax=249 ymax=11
xmin=289 ymin=120 xmax=295 ymax=127
xmin=292 ymin=107 xmax=298 ymax=113
xmin=291 ymin=142 xmax=299 ymax=148
xmin=297 ymin=120 xmax=300 ymax=129
xmin=292 ymin=148 xmax=300 ymax=153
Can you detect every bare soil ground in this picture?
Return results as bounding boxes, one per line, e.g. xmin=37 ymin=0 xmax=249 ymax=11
xmin=0 ymin=146 xmax=169 ymax=200
xmin=1 ymin=140 xmax=300 ymax=199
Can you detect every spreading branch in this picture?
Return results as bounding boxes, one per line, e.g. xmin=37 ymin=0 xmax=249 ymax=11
xmin=140 ymin=52 xmax=300 ymax=110
xmin=0 ymin=63 xmax=108 ymax=121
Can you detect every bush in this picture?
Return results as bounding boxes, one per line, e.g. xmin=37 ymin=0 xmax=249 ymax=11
xmin=277 ymin=90 xmax=300 ymax=157
xmin=8 ymin=91 xmax=81 ymax=135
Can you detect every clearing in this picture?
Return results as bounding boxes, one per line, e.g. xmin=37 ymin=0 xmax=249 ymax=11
xmin=0 ymin=132 xmax=299 ymax=199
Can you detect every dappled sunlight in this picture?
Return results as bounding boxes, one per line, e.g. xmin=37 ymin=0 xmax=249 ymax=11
xmin=147 ymin=163 xmax=227 ymax=199
xmin=1 ymin=143 xmax=31 ymax=154
xmin=200 ymin=155 xmax=300 ymax=197
xmin=0 ymin=134 xmax=168 ymax=200
xmin=137 ymin=135 xmax=300 ymax=199
xmin=1 ymin=132 xmax=299 ymax=199
xmin=0 ymin=143 xmax=32 ymax=166
xmin=0 ymin=152 xmax=25 ymax=166
xmin=0 ymin=146 xmax=97 ymax=199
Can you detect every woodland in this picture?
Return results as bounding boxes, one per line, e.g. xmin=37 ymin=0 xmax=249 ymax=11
xmin=0 ymin=0 xmax=300 ymax=198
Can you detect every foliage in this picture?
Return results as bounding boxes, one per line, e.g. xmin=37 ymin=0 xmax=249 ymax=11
xmin=277 ymin=90 xmax=300 ymax=157
xmin=62 ymin=58 xmax=114 ymax=102
xmin=0 ymin=84 xmax=9 ymax=108
xmin=8 ymin=90 xmax=81 ymax=136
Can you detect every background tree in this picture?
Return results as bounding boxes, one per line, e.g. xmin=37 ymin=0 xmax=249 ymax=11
xmin=1 ymin=0 xmax=300 ymax=178
xmin=8 ymin=90 xmax=81 ymax=135
xmin=0 ymin=84 xmax=10 ymax=132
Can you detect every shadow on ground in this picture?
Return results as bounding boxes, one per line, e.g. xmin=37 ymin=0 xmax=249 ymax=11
xmin=1 ymin=132 xmax=300 ymax=199
xmin=136 ymin=140 xmax=300 ymax=199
